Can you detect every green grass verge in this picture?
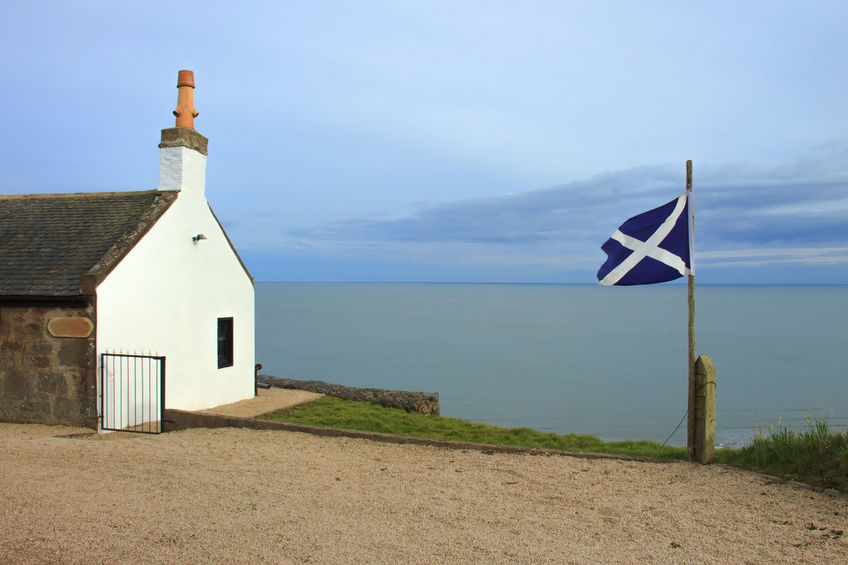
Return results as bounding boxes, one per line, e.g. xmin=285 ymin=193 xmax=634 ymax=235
xmin=262 ymin=396 xmax=848 ymax=493
xmin=260 ymin=395 xmax=688 ymax=459
xmin=713 ymin=414 xmax=848 ymax=493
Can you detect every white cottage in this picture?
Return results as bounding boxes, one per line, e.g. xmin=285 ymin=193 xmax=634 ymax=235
xmin=0 ymin=70 xmax=255 ymax=431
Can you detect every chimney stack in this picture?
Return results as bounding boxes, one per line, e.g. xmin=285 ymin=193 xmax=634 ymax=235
xmin=158 ymin=70 xmax=209 ymax=195
xmin=173 ymin=70 xmax=199 ymax=128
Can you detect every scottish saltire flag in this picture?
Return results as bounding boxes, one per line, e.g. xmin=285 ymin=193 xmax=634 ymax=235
xmin=597 ymin=193 xmax=692 ymax=286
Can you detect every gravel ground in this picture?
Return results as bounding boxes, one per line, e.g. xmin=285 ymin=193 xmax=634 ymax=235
xmin=1 ymin=422 xmax=846 ymax=564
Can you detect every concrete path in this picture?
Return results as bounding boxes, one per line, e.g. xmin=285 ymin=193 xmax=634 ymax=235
xmin=201 ymin=387 xmax=323 ymax=418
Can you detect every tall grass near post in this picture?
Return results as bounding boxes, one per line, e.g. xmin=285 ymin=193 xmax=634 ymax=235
xmin=716 ymin=411 xmax=848 ymax=492
xmin=801 ymin=413 xmax=830 ymax=452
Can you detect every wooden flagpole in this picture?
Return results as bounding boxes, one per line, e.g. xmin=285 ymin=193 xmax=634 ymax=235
xmin=686 ymin=160 xmax=696 ymax=461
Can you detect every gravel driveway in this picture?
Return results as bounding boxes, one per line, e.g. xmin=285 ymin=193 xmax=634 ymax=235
xmin=1 ymin=422 xmax=846 ymax=564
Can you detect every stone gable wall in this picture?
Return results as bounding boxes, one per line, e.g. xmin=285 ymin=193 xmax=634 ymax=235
xmin=0 ymin=301 xmax=98 ymax=428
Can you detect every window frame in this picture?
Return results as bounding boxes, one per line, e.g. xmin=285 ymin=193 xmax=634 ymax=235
xmin=217 ymin=317 xmax=234 ymax=369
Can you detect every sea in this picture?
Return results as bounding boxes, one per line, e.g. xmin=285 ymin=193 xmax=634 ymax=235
xmin=255 ymin=282 xmax=848 ymax=447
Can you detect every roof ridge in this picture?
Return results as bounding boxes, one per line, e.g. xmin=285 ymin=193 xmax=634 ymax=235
xmin=0 ymin=189 xmax=178 ymax=201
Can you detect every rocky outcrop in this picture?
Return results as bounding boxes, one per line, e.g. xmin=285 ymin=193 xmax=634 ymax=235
xmin=258 ymin=376 xmax=439 ymax=416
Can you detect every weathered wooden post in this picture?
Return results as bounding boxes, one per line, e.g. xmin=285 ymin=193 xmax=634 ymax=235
xmin=694 ymin=354 xmax=716 ymax=464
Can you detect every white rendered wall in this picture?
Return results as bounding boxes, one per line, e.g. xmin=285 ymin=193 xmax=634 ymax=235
xmin=96 ymin=146 xmax=254 ymax=412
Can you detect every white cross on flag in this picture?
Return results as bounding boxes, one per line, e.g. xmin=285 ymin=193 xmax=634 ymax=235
xmin=597 ymin=193 xmax=693 ymax=286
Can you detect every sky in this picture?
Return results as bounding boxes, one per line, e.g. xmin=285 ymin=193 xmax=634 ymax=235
xmin=1 ymin=1 xmax=847 ymax=284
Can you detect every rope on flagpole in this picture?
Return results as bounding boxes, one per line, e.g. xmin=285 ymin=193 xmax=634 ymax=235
xmin=662 ymin=409 xmax=688 ymax=449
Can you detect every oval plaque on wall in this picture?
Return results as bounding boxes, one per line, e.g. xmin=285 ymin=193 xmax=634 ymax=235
xmin=47 ymin=317 xmax=94 ymax=338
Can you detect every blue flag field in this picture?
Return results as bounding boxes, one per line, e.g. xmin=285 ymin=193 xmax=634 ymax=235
xmin=597 ymin=193 xmax=692 ymax=286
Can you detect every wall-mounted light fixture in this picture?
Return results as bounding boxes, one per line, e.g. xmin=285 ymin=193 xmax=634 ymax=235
xmin=192 ymin=233 xmax=207 ymax=243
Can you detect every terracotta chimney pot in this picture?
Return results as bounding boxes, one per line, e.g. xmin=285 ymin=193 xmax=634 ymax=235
xmin=173 ymin=69 xmax=199 ymax=128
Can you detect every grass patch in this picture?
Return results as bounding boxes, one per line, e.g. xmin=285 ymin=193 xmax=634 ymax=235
xmin=263 ymin=397 xmax=848 ymax=493
xmin=261 ymin=395 xmax=687 ymax=459
xmin=713 ymin=414 xmax=848 ymax=493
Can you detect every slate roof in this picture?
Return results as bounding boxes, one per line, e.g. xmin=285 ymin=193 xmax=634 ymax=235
xmin=0 ymin=190 xmax=177 ymax=298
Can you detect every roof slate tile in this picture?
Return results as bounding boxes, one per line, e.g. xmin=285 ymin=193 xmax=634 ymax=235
xmin=0 ymin=190 xmax=177 ymax=297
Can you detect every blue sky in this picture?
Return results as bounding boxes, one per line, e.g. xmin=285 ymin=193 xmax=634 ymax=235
xmin=2 ymin=1 xmax=846 ymax=283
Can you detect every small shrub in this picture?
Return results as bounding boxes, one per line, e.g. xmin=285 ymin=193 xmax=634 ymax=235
xmin=800 ymin=413 xmax=830 ymax=452
xmin=749 ymin=431 xmax=768 ymax=467
xmin=770 ymin=418 xmax=796 ymax=463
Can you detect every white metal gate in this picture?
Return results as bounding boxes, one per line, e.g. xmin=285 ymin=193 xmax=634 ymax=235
xmin=100 ymin=353 xmax=165 ymax=433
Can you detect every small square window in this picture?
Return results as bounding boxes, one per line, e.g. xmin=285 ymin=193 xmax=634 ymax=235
xmin=217 ymin=317 xmax=233 ymax=369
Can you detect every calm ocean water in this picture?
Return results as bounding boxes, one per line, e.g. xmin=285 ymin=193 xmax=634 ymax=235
xmin=255 ymin=282 xmax=847 ymax=447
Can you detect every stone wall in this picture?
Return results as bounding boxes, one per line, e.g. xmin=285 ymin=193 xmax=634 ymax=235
xmin=0 ymin=300 xmax=98 ymax=428
xmin=258 ymin=376 xmax=440 ymax=416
